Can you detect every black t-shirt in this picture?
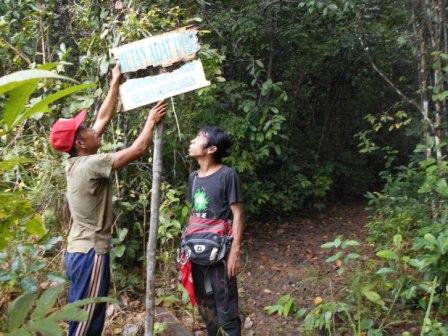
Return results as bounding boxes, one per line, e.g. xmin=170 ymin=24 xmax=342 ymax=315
xmin=187 ymin=165 xmax=243 ymax=223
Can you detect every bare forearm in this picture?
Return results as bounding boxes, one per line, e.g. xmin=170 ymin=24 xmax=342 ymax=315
xmin=111 ymin=100 xmax=166 ymax=171
xmin=111 ymin=118 xmax=155 ymax=170
xmin=130 ymin=117 xmax=156 ymax=154
xmin=228 ymin=203 xmax=244 ymax=278
xmin=97 ymin=80 xmax=119 ymax=121
xmin=231 ymin=211 xmax=244 ymax=252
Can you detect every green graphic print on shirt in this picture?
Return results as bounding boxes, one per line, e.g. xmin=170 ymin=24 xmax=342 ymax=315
xmin=193 ymin=188 xmax=209 ymax=212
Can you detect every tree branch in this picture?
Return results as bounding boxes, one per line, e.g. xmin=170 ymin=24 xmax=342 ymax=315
xmin=359 ymin=37 xmax=422 ymax=113
xmin=0 ymin=36 xmax=31 ymax=65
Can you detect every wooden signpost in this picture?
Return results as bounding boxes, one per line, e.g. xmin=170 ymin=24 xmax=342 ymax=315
xmin=111 ymin=27 xmax=209 ymax=335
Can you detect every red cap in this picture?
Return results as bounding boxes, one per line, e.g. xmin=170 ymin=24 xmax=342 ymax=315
xmin=49 ymin=110 xmax=87 ymax=153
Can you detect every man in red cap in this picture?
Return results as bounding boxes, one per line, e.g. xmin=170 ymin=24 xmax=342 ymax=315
xmin=50 ymin=64 xmax=167 ymax=336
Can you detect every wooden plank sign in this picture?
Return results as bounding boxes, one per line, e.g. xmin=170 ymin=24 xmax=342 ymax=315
xmin=111 ymin=27 xmax=200 ymax=72
xmin=119 ymin=60 xmax=210 ymax=111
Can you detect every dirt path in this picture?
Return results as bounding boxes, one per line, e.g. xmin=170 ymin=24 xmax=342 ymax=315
xmin=238 ymin=204 xmax=369 ymax=335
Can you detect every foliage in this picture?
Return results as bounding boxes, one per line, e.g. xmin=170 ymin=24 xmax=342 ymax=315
xmin=2 ymin=283 xmax=115 ymax=335
xmin=266 ymin=232 xmax=448 ymax=334
xmin=264 ymin=294 xmax=296 ymax=318
xmin=0 ymin=236 xmax=63 ymax=293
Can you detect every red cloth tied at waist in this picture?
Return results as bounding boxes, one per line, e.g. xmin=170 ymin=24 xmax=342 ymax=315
xmin=184 ymin=216 xmax=233 ymax=237
xmin=180 ymin=260 xmax=196 ymax=306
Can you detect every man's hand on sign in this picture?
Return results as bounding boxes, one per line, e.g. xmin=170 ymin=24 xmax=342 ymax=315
xmin=148 ymin=100 xmax=167 ymax=124
xmin=111 ymin=63 xmax=122 ymax=85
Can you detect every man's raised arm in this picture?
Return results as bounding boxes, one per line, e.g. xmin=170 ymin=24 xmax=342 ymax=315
xmin=92 ymin=64 xmax=122 ymax=136
xmin=112 ymin=100 xmax=167 ymax=171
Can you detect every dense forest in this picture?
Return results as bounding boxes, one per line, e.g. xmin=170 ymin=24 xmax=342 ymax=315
xmin=2 ymin=0 xmax=448 ymax=335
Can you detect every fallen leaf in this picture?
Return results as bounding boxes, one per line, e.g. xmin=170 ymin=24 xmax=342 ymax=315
xmin=314 ymin=296 xmax=323 ymax=305
xmin=243 ymin=316 xmax=253 ymax=329
xmin=40 ymin=281 xmax=50 ymax=290
xmin=115 ymin=1 xmax=124 ymax=10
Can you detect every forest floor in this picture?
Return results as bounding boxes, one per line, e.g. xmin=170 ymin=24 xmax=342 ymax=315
xmin=236 ymin=203 xmax=369 ymax=336
xmin=103 ymin=203 xmax=370 ymax=335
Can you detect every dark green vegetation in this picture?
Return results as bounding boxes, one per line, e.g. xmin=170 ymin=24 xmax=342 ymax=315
xmin=1 ymin=0 xmax=448 ymax=334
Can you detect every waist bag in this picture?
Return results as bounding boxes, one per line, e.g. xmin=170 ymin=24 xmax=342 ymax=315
xmin=178 ymin=231 xmax=233 ymax=266
xmin=177 ymin=175 xmax=233 ymax=266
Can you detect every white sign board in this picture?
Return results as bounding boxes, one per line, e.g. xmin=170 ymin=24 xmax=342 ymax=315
xmin=111 ymin=27 xmax=200 ymax=72
xmin=120 ymin=60 xmax=210 ymax=111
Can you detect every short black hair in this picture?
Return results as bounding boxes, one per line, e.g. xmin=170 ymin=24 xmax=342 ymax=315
xmin=198 ymin=126 xmax=232 ymax=163
xmin=68 ymin=125 xmax=87 ymax=157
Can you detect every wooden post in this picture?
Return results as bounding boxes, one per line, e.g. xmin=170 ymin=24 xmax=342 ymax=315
xmin=145 ymin=120 xmax=164 ymax=336
xmin=145 ymin=65 xmax=168 ymax=335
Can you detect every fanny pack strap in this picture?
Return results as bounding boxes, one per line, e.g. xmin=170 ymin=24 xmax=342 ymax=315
xmin=203 ymin=261 xmax=228 ymax=298
xmin=191 ymin=172 xmax=198 ymax=201
xmin=204 ymin=267 xmax=213 ymax=295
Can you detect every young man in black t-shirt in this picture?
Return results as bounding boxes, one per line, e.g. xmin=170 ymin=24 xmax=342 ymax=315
xmin=187 ymin=126 xmax=244 ymax=335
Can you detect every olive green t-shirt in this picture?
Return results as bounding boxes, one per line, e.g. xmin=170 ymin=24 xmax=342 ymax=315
xmin=64 ymin=153 xmax=114 ymax=254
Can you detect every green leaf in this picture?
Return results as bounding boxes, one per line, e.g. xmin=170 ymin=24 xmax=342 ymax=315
xmin=117 ymin=228 xmax=128 ymax=242
xmin=424 ymin=233 xmax=438 ymax=246
xmin=50 ymin=305 xmax=88 ymax=322
xmin=277 ymin=294 xmax=291 ymax=305
xmin=27 ymin=319 xmax=61 ymax=336
xmin=0 ymin=70 xmax=75 ymax=95
xmin=114 ymin=245 xmax=125 ymax=258
xmin=65 ymin=296 xmax=116 ymax=308
xmin=376 ymin=250 xmax=398 ymax=260
xmin=334 ymin=237 xmax=342 ymax=248
xmin=435 ymin=178 xmax=448 ymax=197
xmin=393 ymin=234 xmax=402 ymax=248
xmin=296 ymin=307 xmax=307 ymax=318
xmin=325 ymin=251 xmax=343 ymax=263
xmin=26 ymin=214 xmax=45 ymax=236
xmin=283 ymin=299 xmax=293 ymax=317
xmin=8 ymin=293 xmax=37 ymax=330
xmin=264 ymin=304 xmax=281 ymax=315
xmin=344 ymin=253 xmax=360 ymax=261
xmin=37 ymin=63 xmax=59 ymax=71
xmin=0 ymin=157 xmax=34 ymax=173
xmin=433 ymin=91 xmax=448 ymax=102
xmin=376 ymin=267 xmax=394 ymax=275
xmin=3 ymin=81 xmax=38 ymax=127
xmin=342 ymin=240 xmax=360 ymax=249
xmin=46 ymin=272 xmax=66 ymax=285
xmin=321 ymin=242 xmax=335 ymax=249
xmin=406 ymin=258 xmax=425 ymax=269
xmin=361 ymin=288 xmax=385 ymax=306
xmin=181 ymin=206 xmax=189 ymax=218
xmin=13 ymin=83 xmax=95 ymax=127
xmin=20 ymin=278 xmax=38 ymax=293
xmin=32 ymin=285 xmax=64 ymax=320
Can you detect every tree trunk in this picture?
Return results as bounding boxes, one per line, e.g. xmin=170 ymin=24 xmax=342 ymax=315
xmin=429 ymin=0 xmax=444 ymax=161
